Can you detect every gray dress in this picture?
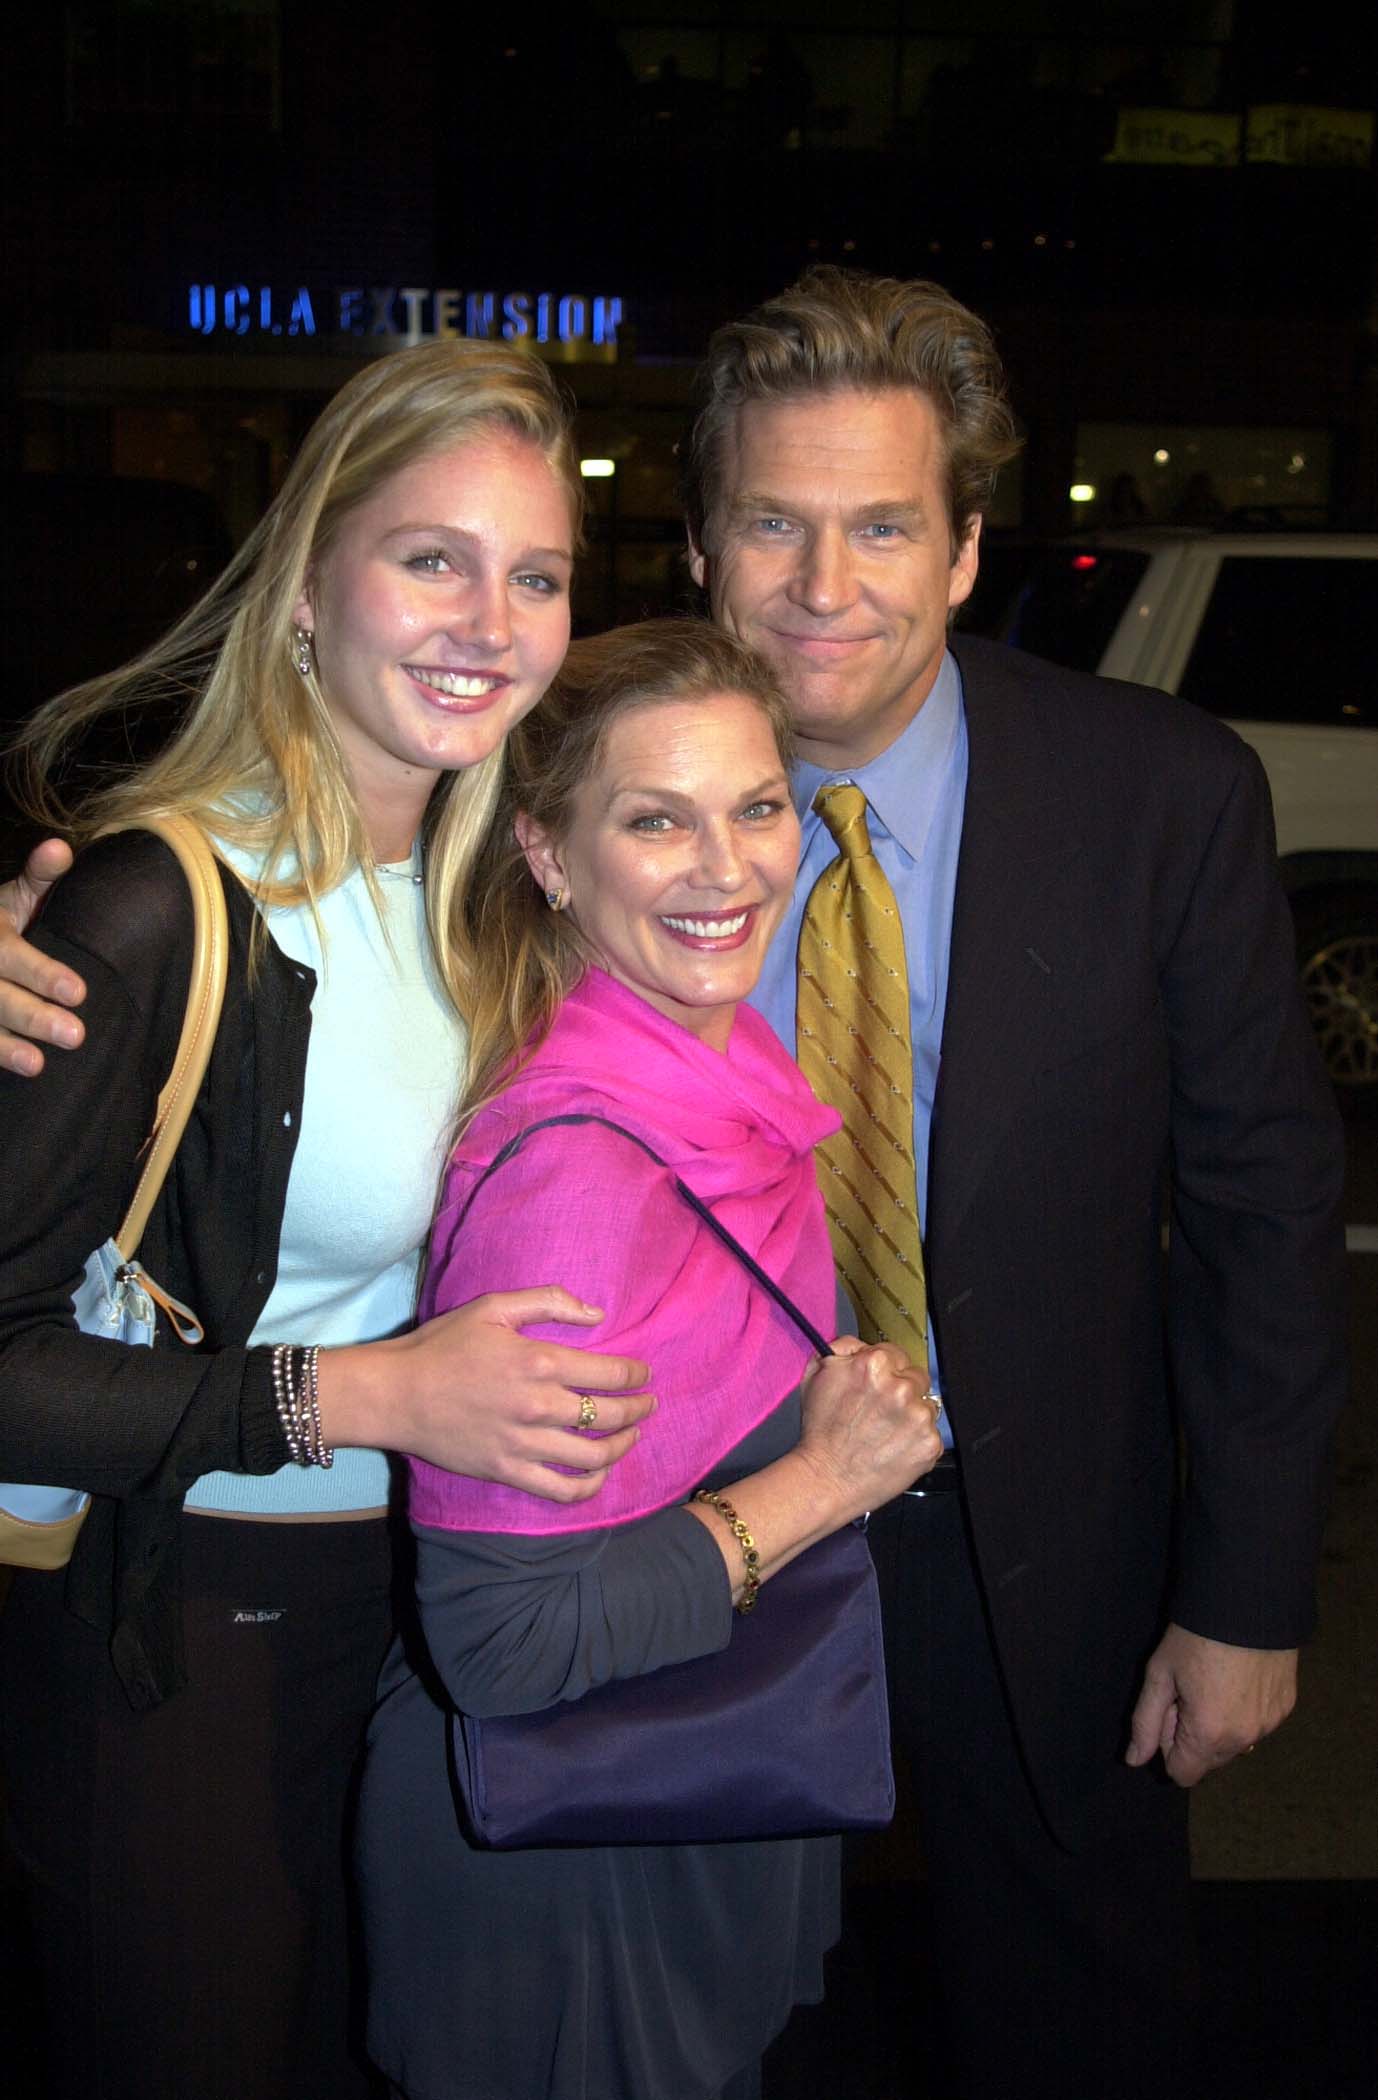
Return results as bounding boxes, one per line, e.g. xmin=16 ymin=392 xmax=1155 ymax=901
xmin=358 ymin=1391 xmax=840 ymax=2100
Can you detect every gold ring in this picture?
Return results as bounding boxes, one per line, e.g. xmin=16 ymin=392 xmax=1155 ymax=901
xmin=576 ymin=1395 xmax=598 ymax=1432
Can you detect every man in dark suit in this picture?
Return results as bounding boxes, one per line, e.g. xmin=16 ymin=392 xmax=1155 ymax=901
xmin=679 ymin=268 xmax=1347 ymax=2095
xmin=0 ymin=268 xmax=1348 ymax=2094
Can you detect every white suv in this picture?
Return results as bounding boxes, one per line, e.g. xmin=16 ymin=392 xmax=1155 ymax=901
xmin=970 ymin=530 xmax=1378 ymax=1109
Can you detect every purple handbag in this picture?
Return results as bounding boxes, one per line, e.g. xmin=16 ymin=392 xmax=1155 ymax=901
xmin=450 ymin=1520 xmax=891 ymax=1848
xmin=443 ymin=1114 xmax=896 ymax=1850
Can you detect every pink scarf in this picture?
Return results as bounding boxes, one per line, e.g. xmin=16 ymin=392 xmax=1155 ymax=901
xmin=409 ymin=968 xmax=840 ymax=1535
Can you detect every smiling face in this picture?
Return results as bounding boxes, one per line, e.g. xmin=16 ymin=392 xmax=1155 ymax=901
xmin=519 ymin=691 xmax=800 ymax=1053
xmin=690 ymin=386 xmax=980 ymax=772
xmin=295 ymin=427 xmax=575 ymax=857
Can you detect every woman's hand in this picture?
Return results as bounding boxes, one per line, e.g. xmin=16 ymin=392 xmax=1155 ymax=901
xmin=685 ymin=1337 xmax=943 ymax=1602
xmin=793 ymin=1338 xmax=943 ymax=1522
xmin=317 ymin=1286 xmax=655 ymax=1502
xmin=0 ymin=840 xmax=85 ymax=1075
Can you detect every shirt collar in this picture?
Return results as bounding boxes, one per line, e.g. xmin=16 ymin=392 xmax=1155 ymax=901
xmin=792 ymin=648 xmax=963 ymax=864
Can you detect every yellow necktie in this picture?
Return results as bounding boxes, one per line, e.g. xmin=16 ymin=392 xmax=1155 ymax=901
xmin=796 ymin=784 xmax=927 ymax=1373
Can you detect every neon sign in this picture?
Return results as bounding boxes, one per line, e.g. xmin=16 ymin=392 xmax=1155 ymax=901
xmin=186 ymin=284 xmax=624 ymax=351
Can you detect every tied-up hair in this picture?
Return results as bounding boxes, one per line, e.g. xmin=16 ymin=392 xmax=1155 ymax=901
xmin=680 ymin=265 xmax=1022 ymax=561
xmin=5 ymin=339 xmax=582 ymax=1021
xmin=452 ymin=617 xmax=794 ymax=1124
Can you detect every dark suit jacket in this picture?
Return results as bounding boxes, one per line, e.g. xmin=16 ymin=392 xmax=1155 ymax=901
xmin=931 ymin=636 xmax=1347 ymax=1841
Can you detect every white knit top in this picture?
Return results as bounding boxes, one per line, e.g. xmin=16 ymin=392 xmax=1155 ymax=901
xmin=184 ymin=844 xmax=465 ymax=1514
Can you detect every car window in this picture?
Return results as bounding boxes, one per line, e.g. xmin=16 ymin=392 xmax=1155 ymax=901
xmin=1178 ymin=556 xmax=1373 ymax=727
xmin=1002 ymin=549 xmax=1150 ymax=673
xmin=953 ymin=539 xmax=1045 ymax=641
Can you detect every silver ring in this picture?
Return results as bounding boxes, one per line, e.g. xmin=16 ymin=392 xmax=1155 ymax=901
xmin=575 ymin=1395 xmax=598 ymax=1432
xmin=923 ymin=1389 xmax=943 ymax=1420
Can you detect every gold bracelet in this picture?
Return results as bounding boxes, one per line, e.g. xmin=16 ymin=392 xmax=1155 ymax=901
xmin=695 ymin=1489 xmax=761 ymax=1615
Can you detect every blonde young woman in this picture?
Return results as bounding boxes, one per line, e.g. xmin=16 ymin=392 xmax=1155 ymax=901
xmin=0 ymin=342 xmax=652 ymax=2100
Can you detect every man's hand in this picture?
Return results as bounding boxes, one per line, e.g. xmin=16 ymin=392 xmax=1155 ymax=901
xmin=1125 ymin=1622 xmax=1298 ymax=1786
xmin=319 ymin=1286 xmax=656 ymax=1501
xmin=0 ymin=839 xmax=84 ymax=1075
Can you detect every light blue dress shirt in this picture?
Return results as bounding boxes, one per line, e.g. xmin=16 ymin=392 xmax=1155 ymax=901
xmin=749 ymin=650 xmax=969 ymax=1437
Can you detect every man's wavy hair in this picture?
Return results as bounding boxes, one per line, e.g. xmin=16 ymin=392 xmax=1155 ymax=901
xmin=681 ymin=266 xmax=1022 ymax=560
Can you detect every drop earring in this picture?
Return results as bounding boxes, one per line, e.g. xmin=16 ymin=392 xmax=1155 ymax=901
xmin=292 ymin=626 xmax=315 ymax=679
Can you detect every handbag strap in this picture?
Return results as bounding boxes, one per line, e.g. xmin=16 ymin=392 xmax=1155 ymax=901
xmin=457 ymin=1112 xmax=834 ymax=1359
xmin=97 ymin=814 xmax=231 ymax=1263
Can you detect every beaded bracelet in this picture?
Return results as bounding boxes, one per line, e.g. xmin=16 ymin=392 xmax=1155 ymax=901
xmin=694 ymin=1488 xmax=761 ymax=1615
xmin=272 ymin=1343 xmax=334 ymax=1469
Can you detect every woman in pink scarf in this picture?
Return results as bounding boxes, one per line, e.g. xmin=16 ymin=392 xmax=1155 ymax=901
xmin=359 ymin=621 xmax=943 ymax=2100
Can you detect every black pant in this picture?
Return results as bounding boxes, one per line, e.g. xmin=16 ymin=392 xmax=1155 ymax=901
xmin=392 ymin=2062 xmax=763 ymax=2100
xmin=865 ymin=1491 xmax=1198 ymax=2100
xmin=1 ymin=1513 xmax=394 ymax=2100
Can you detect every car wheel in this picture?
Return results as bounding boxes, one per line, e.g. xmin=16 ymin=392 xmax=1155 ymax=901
xmin=1293 ymin=888 xmax=1378 ymax=1114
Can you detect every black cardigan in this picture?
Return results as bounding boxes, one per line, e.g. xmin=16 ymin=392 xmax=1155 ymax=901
xmin=0 ymin=830 xmax=314 ymax=1708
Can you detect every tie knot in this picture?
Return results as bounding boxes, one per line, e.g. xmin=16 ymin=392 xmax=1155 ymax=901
xmin=814 ymin=783 xmax=873 ymax=859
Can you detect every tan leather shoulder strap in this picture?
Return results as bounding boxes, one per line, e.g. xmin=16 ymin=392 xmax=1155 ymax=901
xmin=99 ymin=814 xmax=231 ymax=1260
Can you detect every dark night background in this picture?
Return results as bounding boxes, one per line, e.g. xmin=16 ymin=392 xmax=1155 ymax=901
xmin=3 ymin=3 xmax=1376 ymax=667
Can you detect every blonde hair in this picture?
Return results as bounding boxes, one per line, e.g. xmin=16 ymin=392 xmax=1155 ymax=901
xmin=681 ymin=265 xmax=1022 ymax=559
xmin=454 ymin=617 xmax=794 ymax=1120
xmin=5 ymin=339 xmax=583 ymax=1014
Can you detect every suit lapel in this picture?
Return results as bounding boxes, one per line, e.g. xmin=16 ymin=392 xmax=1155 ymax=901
xmin=928 ymin=652 xmax=1084 ymax=1256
